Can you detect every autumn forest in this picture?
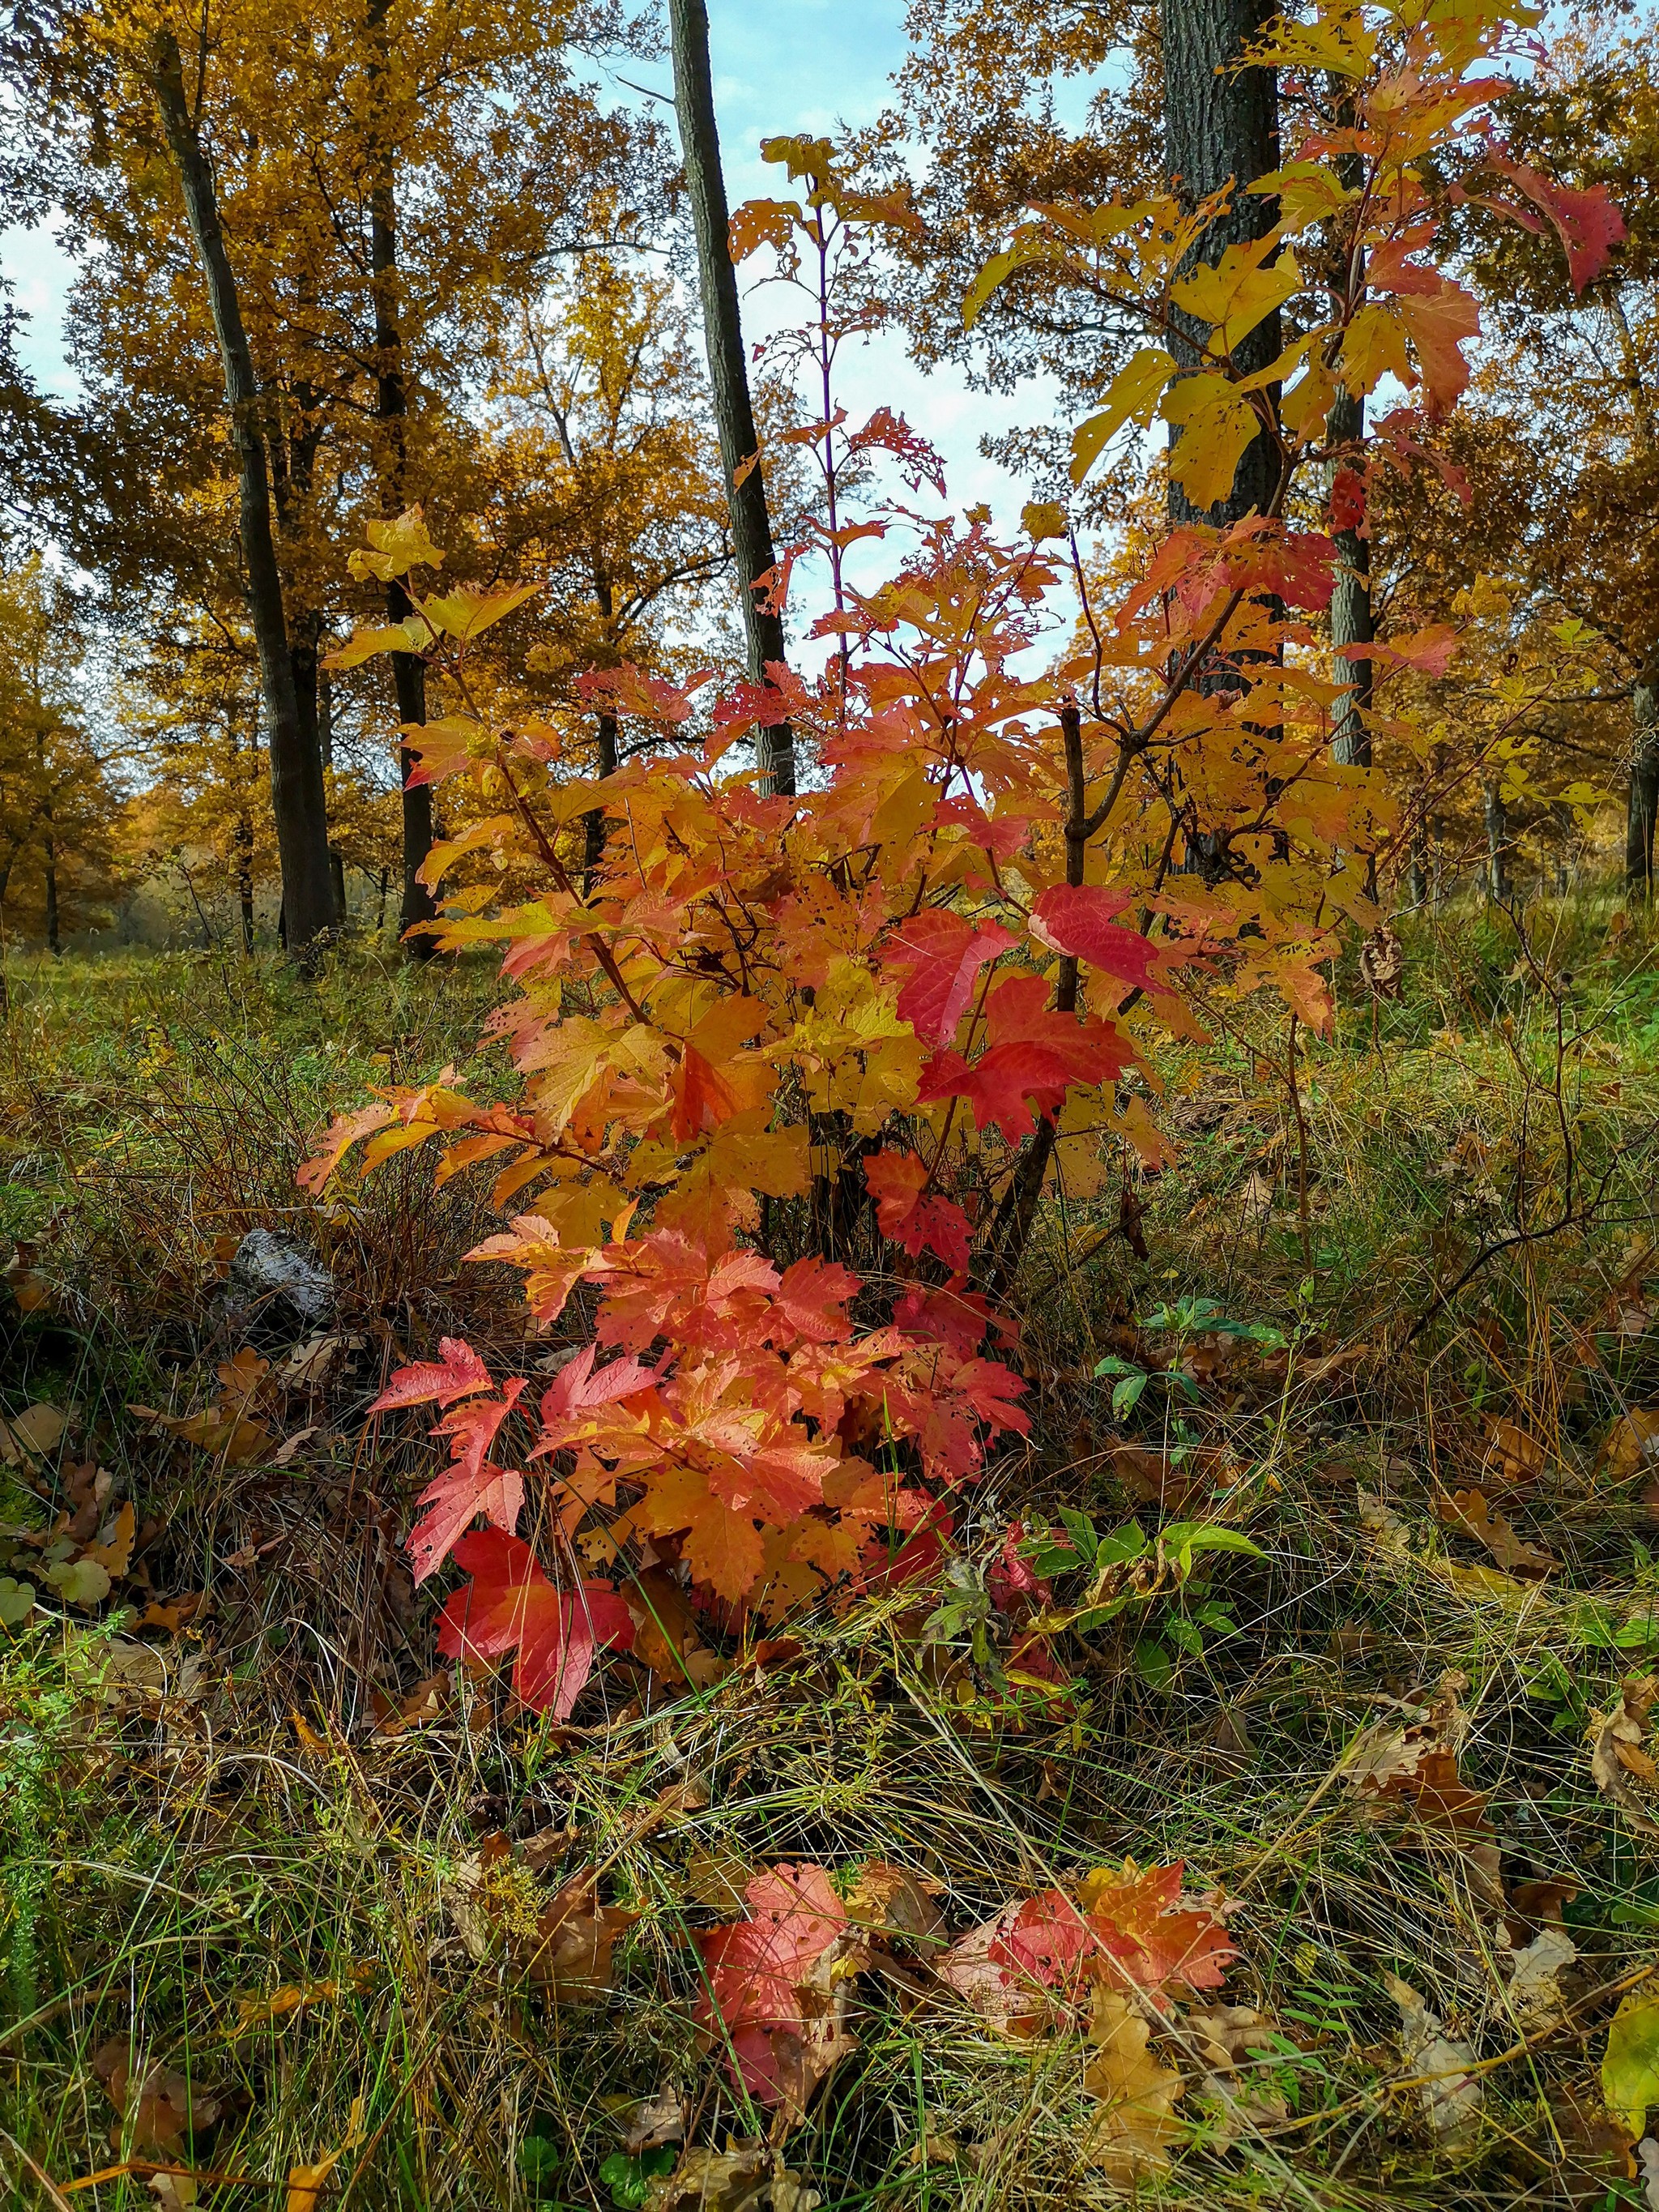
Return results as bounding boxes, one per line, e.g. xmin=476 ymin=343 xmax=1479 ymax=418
xmin=2 ymin=0 xmax=1659 ymax=2206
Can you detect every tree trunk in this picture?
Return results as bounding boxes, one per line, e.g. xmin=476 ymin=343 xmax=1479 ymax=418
xmin=667 ymin=0 xmax=795 ymax=797
xmin=1159 ymin=0 xmax=1281 ymax=527
xmin=584 ymin=711 xmax=619 ymax=888
xmin=237 ymin=813 xmax=255 ymax=954
xmin=148 ymin=30 xmax=335 ymax=954
xmin=43 ymin=824 xmax=58 ymax=954
xmin=1627 ymin=670 xmax=1658 ymax=899
xmin=1327 ymin=385 xmax=1373 ymax=767
xmin=1484 ymin=780 xmax=1511 ymax=902
xmin=367 ymin=0 xmax=437 ymax=956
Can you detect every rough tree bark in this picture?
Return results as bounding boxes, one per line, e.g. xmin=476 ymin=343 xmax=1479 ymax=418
xmin=667 ymin=0 xmax=795 ymax=797
xmin=1160 ymin=0 xmax=1282 ymax=528
xmin=366 ymin=0 xmax=436 ymax=956
xmin=1627 ymin=663 xmax=1659 ymax=899
xmin=148 ymin=29 xmax=335 ymax=954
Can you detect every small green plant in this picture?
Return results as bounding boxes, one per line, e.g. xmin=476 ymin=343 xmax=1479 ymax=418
xmin=600 ymin=2147 xmax=678 ymax=2208
xmin=1020 ymin=1512 xmax=1261 ymax=1688
xmin=1095 ymin=1297 xmax=1286 ymax=1418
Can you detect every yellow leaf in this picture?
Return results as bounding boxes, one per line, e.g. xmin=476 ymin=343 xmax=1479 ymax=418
xmin=322 ymin=617 xmax=432 ymax=671
xmin=1170 ymin=244 xmax=1301 ymax=357
xmin=1070 ymin=348 xmax=1176 ymax=484
xmin=1338 ymin=303 xmax=1413 ymax=398
xmin=1159 ymin=374 xmax=1260 ymax=510
xmin=1604 ymin=1988 xmax=1659 ymax=2137
xmin=1082 ymin=1989 xmax=1184 ymax=2188
xmin=1250 ymin=159 xmax=1357 ymax=232
xmin=420 ymin=582 xmax=540 ymax=641
xmin=347 ymin=507 xmax=443 ymax=582
xmin=287 ymin=2095 xmax=366 ymax=2212
xmin=1021 ymin=499 xmax=1069 ymax=540
xmin=963 ymin=233 xmax=1054 ymax=327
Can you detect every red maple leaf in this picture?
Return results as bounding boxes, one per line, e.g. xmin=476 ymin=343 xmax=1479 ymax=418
xmin=368 ymin=1336 xmax=492 ymax=1413
xmin=696 ymin=1863 xmax=851 ymax=2107
xmin=1328 ymin=467 xmax=1367 ymax=534
xmin=773 ymin=1257 xmax=860 ymax=1343
xmin=435 ymin=1528 xmax=633 ymax=1719
xmin=539 ymin=1345 xmax=655 ymax=1420
xmin=407 ymin=1378 xmax=529 ymax=1582
xmin=671 ymin=1044 xmax=740 ymax=1142
xmin=1027 ymin=886 xmax=1174 ymax=994
xmin=1481 ymin=152 xmax=1625 ymax=294
xmin=864 ymin=1149 xmax=972 ymax=1271
xmin=881 ymin=909 xmax=1016 ymax=1047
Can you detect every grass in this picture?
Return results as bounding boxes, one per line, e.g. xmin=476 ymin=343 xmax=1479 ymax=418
xmin=4 ymin=891 xmax=1659 ymax=2209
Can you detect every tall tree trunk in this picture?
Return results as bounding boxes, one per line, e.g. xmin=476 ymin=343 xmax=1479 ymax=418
xmin=367 ymin=0 xmax=436 ymax=957
xmin=1627 ymin=665 xmax=1659 ymax=899
xmin=667 ymin=0 xmax=795 ymax=798
xmin=147 ymin=29 xmax=335 ymax=954
xmin=1159 ymin=0 xmax=1281 ymax=528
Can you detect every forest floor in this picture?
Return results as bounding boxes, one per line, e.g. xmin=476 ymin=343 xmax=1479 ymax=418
xmin=5 ymin=890 xmax=1659 ymax=2210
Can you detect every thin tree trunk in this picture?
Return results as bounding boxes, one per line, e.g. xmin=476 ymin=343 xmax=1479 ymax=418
xmin=367 ymin=0 xmax=436 ymax=956
xmin=43 ymin=825 xmax=58 ymax=954
xmin=1327 ymin=385 xmax=1373 ymax=769
xmin=583 ymin=711 xmax=619 ymax=887
xmin=667 ymin=0 xmax=795 ymax=798
xmin=1159 ymin=0 xmax=1281 ymax=528
xmin=1627 ymin=669 xmax=1658 ymax=899
xmin=1484 ymin=780 xmax=1511 ymax=901
xmin=147 ymin=29 xmax=335 ymax=954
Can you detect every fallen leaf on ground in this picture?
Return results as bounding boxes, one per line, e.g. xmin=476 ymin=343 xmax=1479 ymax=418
xmin=1590 ymin=1680 xmax=1659 ymax=1834
xmin=1503 ymin=1926 xmax=1578 ymax=2032
xmin=235 ymin=1965 xmax=374 ymax=2031
xmin=1606 ymin=1990 xmax=1659 ymax=2139
xmin=1081 ymin=1988 xmax=1184 ymax=2187
xmin=695 ymin=1862 xmax=858 ymax=2116
xmin=620 ymin=2085 xmax=685 ymax=2155
xmin=92 ymin=2039 xmax=223 ymax=2150
xmin=1484 ymin=1415 xmax=1547 ymax=1484
xmin=1436 ymin=1488 xmax=1555 ymax=1578
xmin=847 ymin=1860 xmax=945 ymax=1946
xmin=147 ymin=2175 xmax=197 ymax=2211
xmin=1604 ymin=1410 xmax=1659 ymax=1483
xmin=643 ymin=2145 xmax=820 ymax=2212
xmin=939 ymin=1860 xmax=1235 ymax=2031
xmin=287 ymin=2094 xmax=365 ymax=2212
xmin=0 ymin=1401 xmax=68 ymax=1464
xmin=1385 ymin=1975 xmax=1482 ymax=2143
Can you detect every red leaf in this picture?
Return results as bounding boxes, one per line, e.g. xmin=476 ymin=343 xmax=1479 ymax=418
xmin=538 ymin=1345 xmax=655 ymax=1429
xmin=773 ymin=1257 xmax=860 ymax=1343
xmin=864 ymin=1150 xmax=972 ymax=1271
xmin=1028 ymin=886 xmax=1172 ymax=994
xmin=671 ymin=1044 xmax=740 ymax=1142
xmin=408 ymin=1378 xmax=529 ymax=1583
xmin=696 ymin=1863 xmax=851 ymax=2107
xmin=1329 ymin=467 xmax=1367 ymax=534
xmin=881 ymin=909 xmax=1016 ymax=1048
xmin=407 ymin=1461 xmax=524 ymax=1586
xmin=369 ymin=1337 xmax=493 ymax=1413
xmin=435 ymin=1528 xmax=633 ymax=1718
xmin=916 ymin=982 xmax=1128 ymax=1141
xmin=1485 ymin=152 xmax=1625 ymax=293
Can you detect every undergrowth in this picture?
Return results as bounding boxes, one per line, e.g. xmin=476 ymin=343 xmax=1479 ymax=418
xmin=4 ymin=888 xmax=1659 ymax=2210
